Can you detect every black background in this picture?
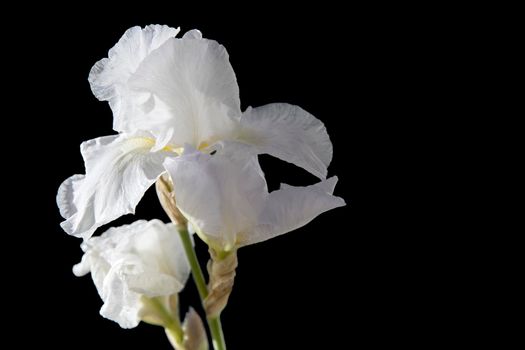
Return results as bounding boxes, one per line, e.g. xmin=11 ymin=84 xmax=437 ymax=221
xmin=8 ymin=4 xmax=452 ymax=349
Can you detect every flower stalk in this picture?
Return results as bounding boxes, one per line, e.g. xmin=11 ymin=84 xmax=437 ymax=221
xmin=157 ymin=176 xmax=228 ymax=350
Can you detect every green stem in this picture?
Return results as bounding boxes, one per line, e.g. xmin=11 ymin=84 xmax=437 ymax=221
xmin=177 ymin=226 xmax=227 ymax=350
xmin=178 ymin=225 xmax=208 ymax=300
xmin=209 ymin=317 xmax=226 ymax=350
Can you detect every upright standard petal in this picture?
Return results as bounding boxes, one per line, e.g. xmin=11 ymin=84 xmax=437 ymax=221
xmin=57 ymin=134 xmax=175 ymax=239
xmin=73 ymin=220 xmax=191 ymax=328
xmin=127 ymin=33 xmax=241 ymax=148
xmin=164 ymin=145 xmax=267 ymax=251
xmin=241 ymin=177 xmax=346 ymax=247
xmin=239 ymin=103 xmax=333 ymax=179
xmin=88 ymin=25 xmax=180 ymax=131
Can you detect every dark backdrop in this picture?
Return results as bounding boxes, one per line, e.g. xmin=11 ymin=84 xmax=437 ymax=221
xmin=9 ymin=4 xmax=438 ymax=349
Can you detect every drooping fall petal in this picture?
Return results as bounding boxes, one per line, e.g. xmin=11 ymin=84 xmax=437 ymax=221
xmin=164 ymin=144 xmax=266 ymax=251
xmin=241 ymin=177 xmax=345 ymax=246
xmin=164 ymin=143 xmax=344 ymax=251
xmin=57 ymin=134 xmax=174 ymax=239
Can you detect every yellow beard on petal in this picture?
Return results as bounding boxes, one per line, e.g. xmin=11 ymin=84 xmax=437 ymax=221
xmin=129 ymin=137 xmax=183 ymax=155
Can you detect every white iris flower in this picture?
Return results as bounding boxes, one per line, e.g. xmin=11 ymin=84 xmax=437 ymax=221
xmin=58 ymin=24 xmax=346 ymax=350
xmin=57 ymin=25 xmax=334 ymax=239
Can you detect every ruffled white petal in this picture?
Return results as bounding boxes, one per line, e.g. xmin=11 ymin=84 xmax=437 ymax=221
xmin=73 ymin=244 xmax=110 ymax=294
xmin=88 ymin=25 xmax=180 ymax=131
xmin=57 ymin=174 xmax=83 ymax=219
xmin=127 ymin=33 xmax=241 ymax=148
xmin=241 ymin=177 xmax=346 ymax=246
xmin=57 ymin=134 xmax=174 ymax=239
xmin=73 ymin=220 xmax=191 ymax=328
xmin=100 ymin=261 xmax=142 ymax=328
xmin=182 ymin=29 xmax=203 ymax=39
xmin=164 ymin=145 xmax=266 ymax=250
xmin=239 ymin=103 xmax=333 ymax=179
